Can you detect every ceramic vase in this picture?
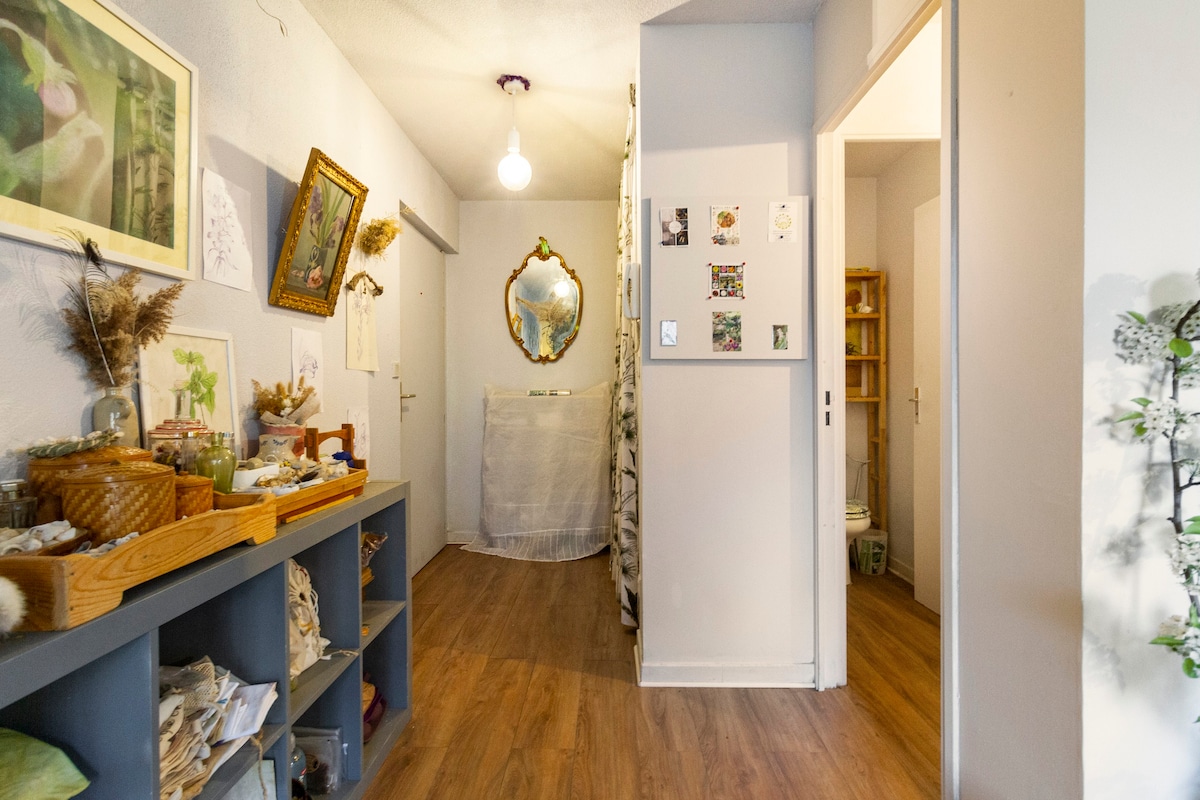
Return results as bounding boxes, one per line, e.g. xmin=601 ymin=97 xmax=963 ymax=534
xmin=93 ymin=385 xmax=140 ymax=448
xmin=261 ymin=423 xmax=306 ymax=456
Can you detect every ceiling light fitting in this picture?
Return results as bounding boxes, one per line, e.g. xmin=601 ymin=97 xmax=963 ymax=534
xmin=497 ymin=74 xmax=532 ymax=192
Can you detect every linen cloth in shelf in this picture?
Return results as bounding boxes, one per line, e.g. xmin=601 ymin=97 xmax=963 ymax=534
xmin=465 ymin=383 xmax=612 ymax=562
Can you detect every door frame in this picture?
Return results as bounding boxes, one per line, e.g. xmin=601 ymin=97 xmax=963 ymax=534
xmin=812 ymin=1 xmax=959 ymax=797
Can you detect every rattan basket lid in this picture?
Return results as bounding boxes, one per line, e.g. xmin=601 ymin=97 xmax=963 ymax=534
xmin=60 ymin=461 xmax=174 ymax=486
xmin=29 ymin=445 xmax=152 ymax=468
xmin=174 ymin=474 xmax=214 ymax=490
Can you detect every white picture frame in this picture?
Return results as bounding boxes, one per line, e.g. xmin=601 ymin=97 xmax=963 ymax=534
xmin=137 ymin=326 xmax=238 ymax=445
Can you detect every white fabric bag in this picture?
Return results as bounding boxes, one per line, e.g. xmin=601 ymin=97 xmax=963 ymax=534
xmin=287 ymin=559 xmax=329 ymax=679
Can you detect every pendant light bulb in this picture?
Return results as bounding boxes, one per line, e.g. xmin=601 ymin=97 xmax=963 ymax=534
xmin=498 ymin=126 xmax=531 ymax=191
xmin=496 ymin=74 xmax=532 ymax=192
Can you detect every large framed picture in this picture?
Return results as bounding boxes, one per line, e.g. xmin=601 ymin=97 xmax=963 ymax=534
xmin=270 ymin=148 xmax=367 ymax=317
xmin=0 ymin=0 xmax=198 ymax=279
xmin=138 ymin=326 xmax=238 ymax=443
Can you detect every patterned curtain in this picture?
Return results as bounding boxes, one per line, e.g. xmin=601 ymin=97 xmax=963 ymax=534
xmin=612 ymin=89 xmax=641 ymax=627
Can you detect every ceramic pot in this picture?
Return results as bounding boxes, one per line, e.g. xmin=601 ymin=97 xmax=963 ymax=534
xmin=258 ymin=433 xmax=298 ymax=462
xmin=261 ymin=423 xmax=306 ymax=456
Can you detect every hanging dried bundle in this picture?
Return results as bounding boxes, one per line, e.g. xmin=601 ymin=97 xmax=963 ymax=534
xmin=354 ymin=215 xmax=401 ymax=259
xmin=60 ymin=231 xmax=183 ymax=389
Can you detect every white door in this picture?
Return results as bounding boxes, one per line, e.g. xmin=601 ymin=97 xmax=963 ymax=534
xmin=912 ymin=195 xmax=941 ymax=612
xmin=397 ymin=229 xmax=447 ymax=575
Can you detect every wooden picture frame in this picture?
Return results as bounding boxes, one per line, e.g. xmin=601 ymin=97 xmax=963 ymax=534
xmin=138 ymin=326 xmax=238 ymax=444
xmin=270 ymin=148 xmax=367 ymax=316
xmin=0 ymin=0 xmax=198 ymax=279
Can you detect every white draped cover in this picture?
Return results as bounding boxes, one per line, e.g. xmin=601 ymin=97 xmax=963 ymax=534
xmin=464 ymin=383 xmax=612 ymax=561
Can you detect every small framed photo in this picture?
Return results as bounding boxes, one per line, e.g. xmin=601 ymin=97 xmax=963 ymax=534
xmin=269 ymin=148 xmax=368 ymax=316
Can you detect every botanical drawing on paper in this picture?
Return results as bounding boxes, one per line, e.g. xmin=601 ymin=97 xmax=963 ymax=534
xmin=346 ymin=271 xmax=378 ymax=371
xmin=291 ymin=327 xmax=323 ymax=410
xmin=173 ymin=348 xmax=217 ymax=423
xmin=201 ymin=169 xmax=253 ymax=291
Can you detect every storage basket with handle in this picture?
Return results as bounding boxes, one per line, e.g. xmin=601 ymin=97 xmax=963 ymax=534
xmin=61 ymin=461 xmax=175 ymax=543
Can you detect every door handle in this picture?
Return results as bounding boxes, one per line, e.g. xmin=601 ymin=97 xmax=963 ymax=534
xmin=909 ymin=387 xmax=920 ymax=423
xmin=400 ymin=394 xmax=417 ymax=399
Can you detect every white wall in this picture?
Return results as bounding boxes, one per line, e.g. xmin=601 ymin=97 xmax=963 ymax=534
xmin=0 ymin=0 xmax=456 ymax=497
xmin=639 ymin=22 xmax=816 ymax=685
xmin=957 ymin=0 xmax=1084 ymax=795
xmin=875 ymin=142 xmax=938 ymax=582
xmin=444 ymin=201 xmax=617 ymax=542
xmin=1082 ymin=3 xmax=1200 ymax=797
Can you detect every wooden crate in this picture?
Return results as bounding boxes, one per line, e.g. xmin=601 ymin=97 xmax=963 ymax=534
xmin=215 ymin=469 xmax=367 ymax=525
xmin=0 ymin=493 xmax=276 ymax=632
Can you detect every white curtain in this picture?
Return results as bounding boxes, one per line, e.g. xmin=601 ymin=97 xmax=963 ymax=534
xmin=612 ymin=91 xmax=641 ymax=627
xmin=466 ymin=383 xmax=612 ymax=562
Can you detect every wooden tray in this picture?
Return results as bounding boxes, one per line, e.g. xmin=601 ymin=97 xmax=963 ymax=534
xmin=0 ymin=493 xmax=276 ymax=632
xmin=215 ymin=468 xmax=367 ymax=525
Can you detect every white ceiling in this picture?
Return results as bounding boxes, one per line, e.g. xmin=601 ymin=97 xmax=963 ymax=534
xmin=297 ymin=0 xmax=823 ymax=201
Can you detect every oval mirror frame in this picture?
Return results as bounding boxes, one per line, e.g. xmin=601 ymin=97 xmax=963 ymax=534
xmin=504 ymin=238 xmax=583 ymax=363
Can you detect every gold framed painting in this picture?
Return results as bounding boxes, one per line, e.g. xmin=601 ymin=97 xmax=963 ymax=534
xmin=270 ymin=148 xmax=367 ymax=317
xmin=0 ymin=0 xmax=198 ymax=279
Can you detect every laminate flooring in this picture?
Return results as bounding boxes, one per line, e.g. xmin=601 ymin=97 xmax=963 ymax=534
xmin=362 ymin=546 xmax=940 ymax=799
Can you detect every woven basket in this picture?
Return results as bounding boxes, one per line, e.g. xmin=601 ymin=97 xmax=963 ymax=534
xmin=27 ymin=446 xmax=152 ymax=525
xmin=174 ymin=474 xmax=214 ymax=519
xmin=61 ymin=461 xmax=175 ymax=543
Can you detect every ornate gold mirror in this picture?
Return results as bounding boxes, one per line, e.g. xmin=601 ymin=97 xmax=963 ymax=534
xmin=505 ymin=237 xmax=583 ymax=363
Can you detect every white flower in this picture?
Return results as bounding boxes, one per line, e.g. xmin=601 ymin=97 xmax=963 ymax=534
xmin=1171 ymin=533 xmax=1200 ymax=579
xmin=1160 ymin=615 xmax=1189 ymax=639
xmin=1137 ymin=399 xmax=1195 ymax=442
xmin=1115 ymin=318 xmax=1173 ymax=364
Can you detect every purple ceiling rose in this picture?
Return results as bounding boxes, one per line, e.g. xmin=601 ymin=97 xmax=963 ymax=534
xmin=497 ymin=74 xmax=531 ymax=92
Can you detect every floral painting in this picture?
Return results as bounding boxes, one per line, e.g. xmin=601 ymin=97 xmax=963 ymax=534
xmin=0 ymin=0 xmax=195 ymax=277
xmin=269 ymin=148 xmax=367 ymax=316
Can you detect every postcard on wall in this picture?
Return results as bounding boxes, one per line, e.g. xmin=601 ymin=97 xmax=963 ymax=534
xmin=712 ymin=311 xmax=742 ymax=352
xmin=773 ymin=324 xmax=789 ymax=350
xmin=660 ymin=320 xmax=678 ymax=347
xmin=709 ymin=263 xmax=745 ymax=299
xmin=659 ymin=207 xmax=689 ymax=246
xmin=711 ymin=205 xmax=740 ymax=246
xmin=201 ymin=170 xmax=254 ymax=292
xmin=769 ymin=201 xmax=798 ymax=243
xmin=291 ymin=327 xmax=324 ymax=410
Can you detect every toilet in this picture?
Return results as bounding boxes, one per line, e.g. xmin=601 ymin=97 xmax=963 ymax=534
xmin=845 ymin=499 xmax=871 ymax=583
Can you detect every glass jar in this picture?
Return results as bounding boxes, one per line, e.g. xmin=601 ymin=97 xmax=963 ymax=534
xmin=194 ymin=433 xmax=237 ymax=494
xmin=0 ymin=479 xmax=36 ymax=529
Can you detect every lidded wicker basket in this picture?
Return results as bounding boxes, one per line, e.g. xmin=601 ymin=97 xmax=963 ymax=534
xmin=174 ymin=474 xmax=214 ymax=520
xmin=27 ymin=446 xmax=152 ymax=525
xmin=61 ymin=461 xmax=175 ymax=543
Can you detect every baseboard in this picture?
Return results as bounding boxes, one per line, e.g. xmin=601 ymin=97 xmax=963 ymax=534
xmin=637 ymin=658 xmax=815 ymax=688
xmin=887 ymin=557 xmax=914 ymax=585
xmin=446 ymin=530 xmax=476 ymax=545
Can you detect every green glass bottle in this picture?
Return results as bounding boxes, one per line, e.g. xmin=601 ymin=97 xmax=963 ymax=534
xmin=195 ymin=432 xmax=237 ymax=494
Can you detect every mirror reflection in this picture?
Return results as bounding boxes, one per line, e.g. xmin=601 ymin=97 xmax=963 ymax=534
xmin=505 ymin=238 xmax=582 ymax=363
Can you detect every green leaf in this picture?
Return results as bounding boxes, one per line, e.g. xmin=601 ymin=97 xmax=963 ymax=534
xmin=1115 ymin=411 xmax=1145 ymax=423
xmin=1184 ymin=523 xmax=1200 ymax=535
xmin=1184 ymin=658 xmax=1198 ymax=679
xmin=1134 ymin=423 xmax=1148 ymax=437
xmin=1128 ymin=311 xmax=1148 ymax=324
xmin=1172 ymin=338 xmax=1194 ymax=358
xmin=1133 ymin=397 xmax=1153 ymax=407
xmin=1152 ymin=636 xmax=1184 ymax=646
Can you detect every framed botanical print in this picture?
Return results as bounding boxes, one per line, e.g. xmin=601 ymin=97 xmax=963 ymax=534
xmin=138 ymin=326 xmax=238 ymax=441
xmin=0 ymin=0 xmax=198 ymax=279
xmin=270 ymin=148 xmax=367 ymax=316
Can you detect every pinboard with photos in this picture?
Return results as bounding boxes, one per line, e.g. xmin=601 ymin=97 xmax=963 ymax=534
xmin=649 ymin=195 xmax=809 ymax=360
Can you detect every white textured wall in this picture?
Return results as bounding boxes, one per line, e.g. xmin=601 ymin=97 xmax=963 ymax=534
xmin=0 ymin=0 xmax=456 ymax=493
xmin=639 ymin=23 xmax=816 ymax=685
xmin=874 ymin=142 xmax=938 ymax=582
xmin=1082 ymin=3 xmax=1200 ymax=797
xmin=444 ymin=201 xmax=617 ymax=541
xmin=957 ymin=0 xmax=1084 ymax=794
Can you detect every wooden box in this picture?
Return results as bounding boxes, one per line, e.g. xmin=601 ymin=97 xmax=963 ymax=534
xmin=0 ymin=493 xmax=276 ymax=631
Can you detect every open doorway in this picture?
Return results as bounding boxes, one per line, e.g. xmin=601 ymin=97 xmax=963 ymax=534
xmin=813 ymin=5 xmax=943 ymax=685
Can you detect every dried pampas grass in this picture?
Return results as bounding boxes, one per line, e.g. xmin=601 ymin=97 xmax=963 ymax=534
xmin=60 ymin=231 xmax=183 ymax=389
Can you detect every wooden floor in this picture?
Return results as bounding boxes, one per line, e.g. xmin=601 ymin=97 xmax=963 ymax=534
xmin=362 ymin=546 xmax=940 ymax=800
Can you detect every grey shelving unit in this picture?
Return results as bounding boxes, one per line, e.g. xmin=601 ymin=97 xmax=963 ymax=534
xmin=0 ymin=480 xmax=412 ymax=800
